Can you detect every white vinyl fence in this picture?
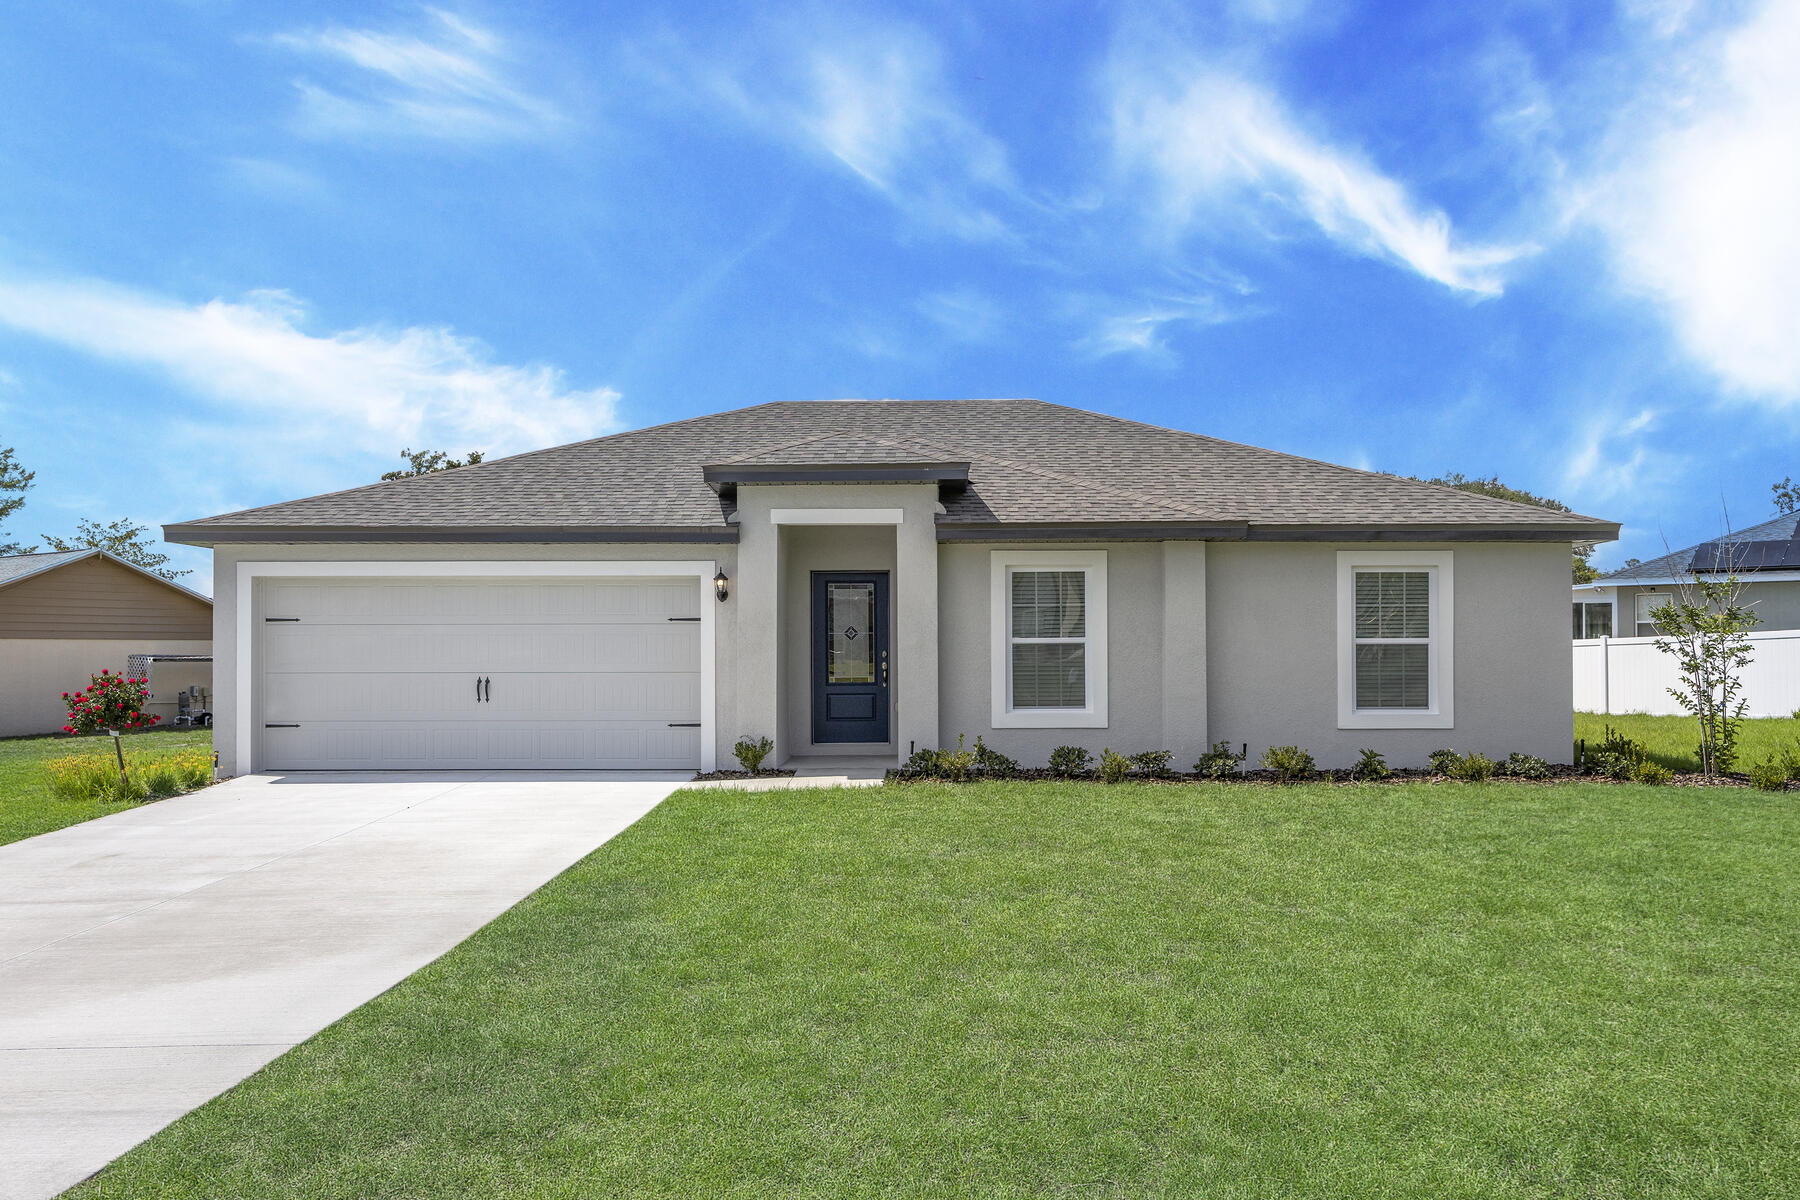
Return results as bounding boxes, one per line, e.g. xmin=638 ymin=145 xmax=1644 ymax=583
xmin=1573 ymin=629 xmax=1800 ymax=717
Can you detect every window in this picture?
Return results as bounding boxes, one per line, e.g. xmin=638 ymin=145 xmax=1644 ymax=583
xmin=990 ymin=550 xmax=1108 ymax=728
xmin=1336 ymin=551 xmax=1453 ymax=729
xmin=1572 ymin=601 xmax=1614 ymax=639
xmin=1635 ymin=592 xmax=1666 ymax=637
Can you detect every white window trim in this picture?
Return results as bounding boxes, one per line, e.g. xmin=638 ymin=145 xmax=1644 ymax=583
xmin=990 ymin=550 xmax=1108 ymax=729
xmin=1336 ymin=550 xmax=1454 ymax=730
xmin=1573 ymin=598 xmax=1616 ymax=641
xmin=234 ymin=560 xmax=718 ymax=777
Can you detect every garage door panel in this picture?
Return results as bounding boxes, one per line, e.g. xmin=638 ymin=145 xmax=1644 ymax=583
xmin=264 ymin=624 xmax=698 ymax=675
xmin=264 ymin=579 xmax=702 ymax=625
xmin=258 ymin=576 xmax=704 ymax=771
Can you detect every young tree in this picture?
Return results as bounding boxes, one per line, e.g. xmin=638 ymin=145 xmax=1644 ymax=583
xmin=1415 ymin=472 xmax=1599 ymax=582
xmin=381 ymin=448 xmax=484 ymax=481
xmin=42 ymin=518 xmax=190 ymax=580
xmin=1648 ymin=571 xmax=1759 ymax=778
xmin=0 ymin=444 xmax=35 ymax=556
xmin=1773 ymin=476 xmax=1798 ymax=515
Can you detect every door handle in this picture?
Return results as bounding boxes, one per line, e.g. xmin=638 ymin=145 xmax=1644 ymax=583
xmin=880 ymin=651 xmax=888 ymax=689
xmin=484 ymin=677 xmax=491 ymax=703
xmin=476 ymin=676 xmax=482 ymax=702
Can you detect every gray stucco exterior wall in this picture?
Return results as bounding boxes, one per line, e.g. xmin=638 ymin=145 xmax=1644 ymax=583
xmin=205 ymin=523 xmax=1573 ymax=775
xmin=1608 ymin=579 xmax=1800 ymax=634
xmin=1207 ymin=541 xmax=1571 ymax=767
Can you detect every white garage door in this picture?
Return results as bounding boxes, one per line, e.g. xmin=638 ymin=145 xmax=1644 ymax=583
xmin=257 ymin=577 xmax=702 ymax=770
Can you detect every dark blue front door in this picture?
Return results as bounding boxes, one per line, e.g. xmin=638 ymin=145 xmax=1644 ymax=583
xmin=811 ymin=572 xmax=889 ymax=744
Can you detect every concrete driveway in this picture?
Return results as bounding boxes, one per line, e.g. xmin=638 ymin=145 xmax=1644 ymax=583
xmin=0 ymin=771 xmax=682 ymax=1200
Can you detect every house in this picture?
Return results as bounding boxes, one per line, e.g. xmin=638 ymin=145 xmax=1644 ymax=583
xmin=0 ymin=549 xmax=213 ymax=737
xmin=1573 ymin=513 xmax=1800 ymax=639
xmin=164 ymin=399 xmax=1617 ymax=775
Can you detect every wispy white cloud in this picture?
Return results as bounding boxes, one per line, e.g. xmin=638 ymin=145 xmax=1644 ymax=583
xmin=268 ymin=8 xmax=562 ymax=142
xmin=1584 ymin=0 xmax=1800 ymax=402
xmin=0 ymin=272 xmax=620 ymax=463
xmin=660 ymin=18 xmax=1021 ymax=243
xmin=916 ymin=288 xmax=1004 ymax=344
xmin=1075 ymin=292 xmax=1248 ymax=363
xmin=1106 ymin=43 xmax=1525 ymax=294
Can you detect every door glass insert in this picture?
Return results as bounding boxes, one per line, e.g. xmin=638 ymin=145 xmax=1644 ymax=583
xmin=827 ymin=583 xmax=875 ymax=683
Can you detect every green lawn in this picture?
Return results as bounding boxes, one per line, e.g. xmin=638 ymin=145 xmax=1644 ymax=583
xmin=75 ymin=780 xmax=1800 ymax=1199
xmin=0 ymin=728 xmax=213 ymax=847
xmin=1575 ymin=711 xmax=1800 ymax=772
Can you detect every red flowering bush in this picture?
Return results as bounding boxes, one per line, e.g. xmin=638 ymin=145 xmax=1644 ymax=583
xmin=62 ymin=669 xmax=159 ymax=736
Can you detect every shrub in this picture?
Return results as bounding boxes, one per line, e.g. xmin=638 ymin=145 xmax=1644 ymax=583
xmin=732 ymin=735 xmax=774 ymax=773
xmin=1584 ymin=725 xmax=1648 ymax=781
xmin=1443 ymin=751 xmax=1497 ymax=782
xmin=1048 ymin=745 xmax=1093 ymax=777
xmin=1502 ymin=752 xmax=1552 ymax=780
xmin=1748 ymin=756 xmax=1788 ymax=791
xmin=1350 ymin=748 xmax=1390 ymax=781
xmin=1098 ymin=748 xmax=1133 ymax=783
xmin=902 ymin=736 xmax=977 ymax=782
xmin=1260 ymin=744 xmax=1315 ymax=783
xmin=1129 ymin=749 xmax=1175 ymax=778
xmin=61 ymin=670 xmax=159 ymax=736
xmin=1780 ymin=745 xmax=1800 ymax=783
xmin=43 ymin=747 xmax=210 ymax=804
xmin=1427 ymin=748 xmax=1461 ymax=776
xmin=1193 ymin=741 xmax=1245 ymax=778
xmin=972 ymin=736 xmax=1019 ymax=777
xmin=1630 ymin=760 xmax=1674 ymax=785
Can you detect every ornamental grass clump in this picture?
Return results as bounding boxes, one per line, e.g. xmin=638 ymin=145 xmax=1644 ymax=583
xmin=43 ymin=747 xmax=210 ymax=804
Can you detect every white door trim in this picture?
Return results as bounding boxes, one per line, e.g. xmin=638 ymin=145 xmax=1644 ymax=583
xmin=235 ymin=560 xmax=718 ymax=776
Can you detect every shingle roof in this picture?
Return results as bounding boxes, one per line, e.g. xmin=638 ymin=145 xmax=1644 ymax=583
xmin=1595 ymin=513 xmax=1800 ymax=583
xmin=167 ymin=399 xmax=1617 ymax=543
xmin=0 ymin=548 xmax=94 ymax=587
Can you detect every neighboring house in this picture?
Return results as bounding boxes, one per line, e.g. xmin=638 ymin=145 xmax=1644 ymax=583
xmin=0 ymin=549 xmax=213 ymax=737
xmin=165 ymin=399 xmax=1617 ymax=775
xmin=1573 ymin=513 xmax=1800 ymax=639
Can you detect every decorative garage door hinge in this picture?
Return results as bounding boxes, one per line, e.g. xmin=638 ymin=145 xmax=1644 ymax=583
xmin=264 ymin=723 xmax=300 ymax=728
xmin=263 ymin=617 xmax=301 ymax=622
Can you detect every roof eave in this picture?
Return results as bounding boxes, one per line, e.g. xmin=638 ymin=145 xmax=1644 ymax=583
xmin=163 ymin=523 xmax=740 ymax=547
xmin=702 ymin=462 xmax=971 ymax=498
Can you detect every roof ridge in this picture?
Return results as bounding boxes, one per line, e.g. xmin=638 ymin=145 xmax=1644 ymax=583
xmin=890 ymin=429 xmax=1219 ymax=520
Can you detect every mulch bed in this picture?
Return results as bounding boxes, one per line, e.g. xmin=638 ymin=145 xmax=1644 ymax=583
xmin=886 ymin=766 xmax=1781 ymax=789
xmin=690 ymin=768 xmax=797 ymax=781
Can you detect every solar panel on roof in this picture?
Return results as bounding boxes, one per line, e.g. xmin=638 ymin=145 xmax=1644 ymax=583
xmin=1689 ymin=537 xmax=1800 ymax=572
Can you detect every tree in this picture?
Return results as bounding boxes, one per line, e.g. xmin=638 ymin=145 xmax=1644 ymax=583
xmin=1773 ymin=476 xmax=1798 ymax=515
xmin=382 ymin=448 xmax=484 ymax=481
xmin=42 ymin=518 xmax=189 ymax=581
xmin=0 ymin=444 xmax=34 ymax=556
xmin=1648 ymin=574 xmax=1759 ymax=777
xmin=1414 ymin=472 xmax=1598 ymax=582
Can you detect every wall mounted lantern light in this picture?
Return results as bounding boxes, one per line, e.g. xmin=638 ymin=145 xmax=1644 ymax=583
xmin=713 ymin=569 xmax=730 ymax=602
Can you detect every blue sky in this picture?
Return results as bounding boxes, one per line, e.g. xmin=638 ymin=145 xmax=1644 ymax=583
xmin=1 ymin=0 xmax=1796 ymax=587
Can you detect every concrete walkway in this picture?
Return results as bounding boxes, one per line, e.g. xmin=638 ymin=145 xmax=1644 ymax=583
xmin=0 ymin=771 xmax=682 ymax=1200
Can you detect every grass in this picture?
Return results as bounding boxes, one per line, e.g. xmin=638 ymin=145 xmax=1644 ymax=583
xmin=1574 ymin=711 xmax=1800 ymax=772
xmin=75 ymin=780 xmax=1800 ymax=1199
xmin=0 ymin=728 xmax=213 ymax=847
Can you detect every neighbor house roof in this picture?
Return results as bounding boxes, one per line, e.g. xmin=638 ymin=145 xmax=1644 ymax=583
xmin=166 ymin=399 xmax=1618 ymax=545
xmin=0 ymin=548 xmax=213 ymax=604
xmin=1590 ymin=513 xmax=1800 ymax=585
